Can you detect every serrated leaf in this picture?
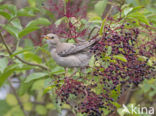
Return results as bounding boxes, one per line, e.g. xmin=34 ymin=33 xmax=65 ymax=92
xmin=113 ymin=54 xmax=127 ymax=62
xmin=25 ymin=72 xmax=48 ymax=83
xmin=0 ymin=57 xmax=8 ymax=73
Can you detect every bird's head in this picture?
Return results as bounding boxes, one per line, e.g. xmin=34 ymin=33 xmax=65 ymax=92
xmin=43 ymin=33 xmax=60 ymax=45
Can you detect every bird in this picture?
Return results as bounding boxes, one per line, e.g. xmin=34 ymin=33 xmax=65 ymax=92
xmin=43 ymin=33 xmax=100 ymax=76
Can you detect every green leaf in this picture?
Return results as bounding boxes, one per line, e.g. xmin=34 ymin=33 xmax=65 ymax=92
xmin=94 ymin=0 xmax=108 ymax=17
xmin=26 ymin=17 xmax=51 ymax=27
xmin=127 ymin=12 xmax=150 ymax=25
xmin=3 ymin=24 xmax=19 ymax=38
xmin=35 ymin=105 xmax=47 ymax=115
xmin=106 ymin=46 xmax=112 ymax=56
xmin=11 ymin=18 xmax=23 ymax=31
xmin=0 ymin=100 xmax=11 ymax=116
xmin=18 ymin=80 xmax=32 ymax=96
xmin=0 ymin=10 xmax=11 ymax=20
xmin=124 ymin=7 xmax=133 ymax=16
xmin=19 ymin=18 xmax=51 ymax=38
xmin=17 ymin=7 xmax=40 ymax=17
xmin=18 ymin=26 xmax=39 ymax=38
xmin=0 ymin=57 xmax=8 ymax=73
xmin=113 ymin=54 xmax=127 ymax=62
xmin=28 ymin=0 xmax=36 ymax=7
xmin=55 ymin=17 xmax=67 ymax=27
xmin=124 ymin=6 xmax=143 ymax=16
xmin=6 ymin=94 xmax=18 ymax=106
xmin=50 ymin=66 xmax=65 ymax=75
xmin=11 ymin=48 xmax=34 ymax=58
xmin=99 ymin=18 xmax=106 ymax=35
xmin=25 ymin=72 xmax=48 ymax=83
xmin=0 ymin=64 xmax=17 ymax=87
xmin=24 ymin=52 xmax=42 ymax=63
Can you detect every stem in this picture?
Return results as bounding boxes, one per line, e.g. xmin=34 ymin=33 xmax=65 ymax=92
xmin=8 ymin=78 xmax=28 ymax=116
xmin=0 ymin=32 xmax=49 ymax=70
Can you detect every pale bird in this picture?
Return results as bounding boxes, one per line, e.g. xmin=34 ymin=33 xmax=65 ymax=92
xmin=44 ymin=33 xmax=99 ymax=76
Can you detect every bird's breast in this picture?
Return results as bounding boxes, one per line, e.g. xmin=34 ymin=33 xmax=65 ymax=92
xmin=50 ymin=49 xmax=91 ymax=67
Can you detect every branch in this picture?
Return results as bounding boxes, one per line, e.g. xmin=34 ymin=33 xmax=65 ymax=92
xmin=0 ymin=32 xmax=49 ymax=70
xmin=8 ymin=78 xmax=28 ymax=116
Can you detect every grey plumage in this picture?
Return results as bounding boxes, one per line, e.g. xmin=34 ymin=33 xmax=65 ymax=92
xmin=45 ymin=33 xmax=99 ymax=68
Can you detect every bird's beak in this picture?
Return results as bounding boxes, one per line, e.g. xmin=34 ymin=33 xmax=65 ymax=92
xmin=41 ymin=35 xmax=50 ymax=40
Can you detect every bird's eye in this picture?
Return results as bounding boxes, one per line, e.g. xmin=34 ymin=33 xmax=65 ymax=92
xmin=51 ymin=36 xmax=54 ymax=39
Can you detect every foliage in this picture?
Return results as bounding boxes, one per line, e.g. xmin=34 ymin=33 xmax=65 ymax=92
xmin=0 ymin=0 xmax=156 ymax=116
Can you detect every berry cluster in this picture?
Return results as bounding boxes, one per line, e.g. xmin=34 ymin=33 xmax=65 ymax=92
xmin=91 ymin=22 xmax=155 ymax=97
xmin=56 ymin=78 xmax=112 ymax=116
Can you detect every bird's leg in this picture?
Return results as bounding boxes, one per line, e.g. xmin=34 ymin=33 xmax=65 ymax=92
xmin=81 ymin=68 xmax=87 ymax=77
xmin=69 ymin=68 xmax=78 ymax=78
xmin=64 ymin=68 xmax=68 ymax=77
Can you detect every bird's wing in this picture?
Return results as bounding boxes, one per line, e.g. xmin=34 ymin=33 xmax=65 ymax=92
xmin=57 ymin=38 xmax=100 ymax=57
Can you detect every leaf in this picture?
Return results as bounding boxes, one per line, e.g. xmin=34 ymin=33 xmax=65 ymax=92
xmin=24 ymin=102 xmax=32 ymax=111
xmin=19 ymin=18 xmax=51 ymax=38
xmin=55 ymin=17 xmax=67 ymax=27
xmin=99 ymin=18 xmax=106 ymax=35
xmin=0 ymin=4 xmax=17 ymax=16
xmin=25 ymin=72 xmax=48 ymax=83
xmin=3 ymin=24 xmax=19 ymax=38
xmin=113 ymin=54 xmax=127 ymax=62
xmin=28 ymin=0 xmax=36 ymax=7
xmin=35 ymin=105 xmax=47 ymax=115
xmin=0 ymin=57 xmax=8 ymax=73
xmin=50 ymin=66 xmax=65 ymax=75
xmin=0 ymin=10 xmax=11 ymax=20
xmin=18 ymin=26 xmax=39 ymax=38
xmin=0 ymin=100 xmax=11 ymax=116
xmin=26 ymin=17 xmax=51 ymax=27
xmin=6 ymin=94 xmax=18 ymax=106
xmin=0 ymin=64 xmax=17 ymax=87
xmin=11 ymin=48 xmax=34 ymax=58
xmin=127 ymin=12 xmax=150 ymax=25
xmin=17 ymin=7 xmax=40 ymax=17
xmin=24 ymin=52 xmax=42 ymax=63
xmin=106 ymin=46 xmax=112 ymax=56
xmin=124 ymin=7 xmax=133 ymax=16
xmin=11 ymin=18 xmax=23 ymax=31
xmin=94 ymin=0 xmax=108 ymax=16
xmin=18 ymin=81 xmax=32 ymax=96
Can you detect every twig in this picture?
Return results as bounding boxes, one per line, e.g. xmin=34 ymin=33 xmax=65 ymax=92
xmin=0 ymin=32 xmax=49 ymax=70
xmin=88 ymin=26 xmax=100 ymax=40
xmin=8 ymin=78 xmax=28 ymax=116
